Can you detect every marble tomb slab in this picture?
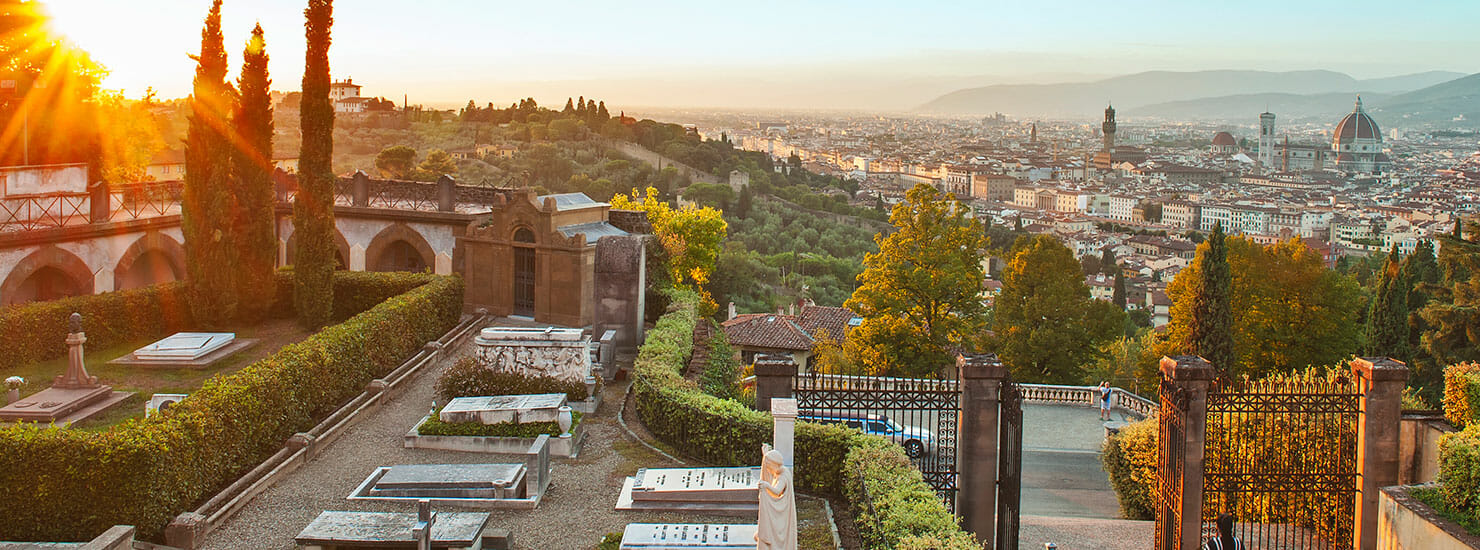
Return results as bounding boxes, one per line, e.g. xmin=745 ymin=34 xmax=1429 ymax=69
xmin=615 ymin=467 xmax=762 ymax=516
xmin=618 ymin=523 xmax=757 ymax=549
xmin=367 ymin=463 xmax=526 ymax=499
xmin=294 ymin=510 xmax=490 ymax=549
xmin=439 ymin=394 xmax=567 ymax=425
xmin=110 ymin=332 xmax=258 ymax=368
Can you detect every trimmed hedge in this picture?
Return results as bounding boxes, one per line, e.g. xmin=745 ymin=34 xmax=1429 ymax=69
xmin=632 ymin=289 xmax=975 ymax=548
xmin=1444 ymin=362 xmax=1480 ymax=429
xmin=1101 ymin=417 xmax=1158 ymax=520
xmin=0 ymin=273 xmax=464 ymax=542
xmin=417 ymin=408 xmax=581 ymax=438
xmin=1438 ymin=424 xmax=1480 ymax=526
xmin=435 ymin=355 xmax=590 ymax=403
xmin=0 ymin=282 xmax=194 ymax=371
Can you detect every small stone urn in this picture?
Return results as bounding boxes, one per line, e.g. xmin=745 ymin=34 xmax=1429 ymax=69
xmin=4 ymin=376 xmax=24 ymax=405
xmin=557 ymin=405 xmax=574 ymax=438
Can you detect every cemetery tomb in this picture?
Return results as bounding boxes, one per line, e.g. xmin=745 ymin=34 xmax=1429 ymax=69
xmin=111 ymin=332 xmax=258 ymax=368
xmin=439 ymin=394 xmax=567 ymax=425
xmin=356 ymin=464 xmax=527 ymax=500
xmin=618 ymin=523 xmax=758 ymax=550
xmin=616 ymin=467 xmax=762 ymax=515
xmin=474 ymin=327 xmax=593 ymax=384
xmin=0 ymin=313 xmax=131 ymax=424
xmin=295 ymin=510 xmax=491 ymax=550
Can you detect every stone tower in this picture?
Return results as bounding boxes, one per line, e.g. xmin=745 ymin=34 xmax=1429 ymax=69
xmin=1258 ymin=111 xmax=1276 ymax=170
xmin=1101 ymin=104 xmax=1117 ymax=152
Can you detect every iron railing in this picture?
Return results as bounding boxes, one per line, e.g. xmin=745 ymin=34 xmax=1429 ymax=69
xmin=0 ymin=181 xmax=184 ymax=232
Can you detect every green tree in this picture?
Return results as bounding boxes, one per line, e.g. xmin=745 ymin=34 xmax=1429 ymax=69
xmin=374 ymin=145 xmax=416 ymax=178
xmin=597 ymin=101 xmax=610 ymax=120
xmin=1184 ymin=224 xmax=1234 ymax=373
xmin=562 ymin=97 xmax=575 ymax=114
xmin=683 ymin=182 xmax=734 ymax=210
xmin=845 ymin=184 xmax=989 ymax=377
xmin=293 ymin=0 xmax=337 ymax=328
xmin=1113 ymin=268 xmax=1127 ymax=309
xmin=735 ymin=184 xmax=753 ymax=218
xmin=1365 ymin=246 xmax=1409 ymax=359
xmin=233 ymin=23 xmax=278 ymax=321
xmin=994 ymin=235 xmax=1124 ymax=383
xmin=182 ymin=0 xmax=239 ymax=327
xmin=1401 ymin=240 xmax=1443 ymax=397
xmin=417 ymin=148 xmax=457 ymax=178
xmin=1422 ymin=220 xmax=1480 ymax=367
xmin=1101 ymin=247 xmax=1118 ymax=276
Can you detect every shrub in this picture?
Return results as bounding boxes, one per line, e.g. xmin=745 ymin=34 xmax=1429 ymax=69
xmin=0 ymin=273 xmax=464 ymax=541
xmin=417 ymin=408 xmax=581 ymax=438
xmin=0 ymin=282 xmax=194 ymax=372
xmin=598 ymin=533 xmax=623 ymax=550
xmin=1101 ymin=417 xmax=1158 ymax=520
xmin=843 ymin=437 xmax=978 ymax=549
xmin=1444 ymin=362 xmax=1480 ymax=428
xmin=701 ymin=321 xmax=739 ymax=400
xmin=1438 ymin=424 xmax=1480 ymax=526
xmin=435 ymin=356 xmax=590 ymax=403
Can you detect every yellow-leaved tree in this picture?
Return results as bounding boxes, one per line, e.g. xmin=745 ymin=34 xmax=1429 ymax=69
xmin=612 ymin=187 xmax=727 ymax=313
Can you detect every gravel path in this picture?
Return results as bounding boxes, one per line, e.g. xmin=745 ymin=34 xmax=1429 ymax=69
xmin=1019 ymin=514 xmax=1153 ymax=550
xmin=203 ymin=338 xmax=756 ymax=550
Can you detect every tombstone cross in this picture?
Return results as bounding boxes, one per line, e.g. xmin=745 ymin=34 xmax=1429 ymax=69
xmin=412 ymin=499 xmax=436 ymax=550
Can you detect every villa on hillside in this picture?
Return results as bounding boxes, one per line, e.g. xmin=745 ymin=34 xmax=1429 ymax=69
xmin=721 ymin=302 xmax=858 ymax=370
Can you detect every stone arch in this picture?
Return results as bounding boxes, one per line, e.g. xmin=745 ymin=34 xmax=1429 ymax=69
xmin=114 ymin=231 xmax=186 ymax=291
xmin=1 ymin=245 xmax=95 ymax=306
xmin=285 ymin=228 xmax=350 ymax=270
xmin=513 ymin=226 xmax=536 ymax=244
xmin=365 ymin=222 xmax=435 ymax=273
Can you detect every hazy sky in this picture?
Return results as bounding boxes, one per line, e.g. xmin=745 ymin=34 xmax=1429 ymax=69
xmin=42 ymin=0 xmax=1480 ymax=110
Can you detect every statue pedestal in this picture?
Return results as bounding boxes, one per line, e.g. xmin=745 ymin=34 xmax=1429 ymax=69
xmin=0 ymin=327 xmax=132 ymax=425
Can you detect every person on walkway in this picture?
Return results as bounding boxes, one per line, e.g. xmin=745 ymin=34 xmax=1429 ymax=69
xmin=1203 ymin=513 xmax=1245 ymax=550
xmin=1098 ymin=381 xmax=1113 ymax=421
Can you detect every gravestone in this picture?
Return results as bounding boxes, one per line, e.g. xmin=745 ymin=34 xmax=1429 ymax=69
xmin=616 ymin=467 xmax=762 ymax=515
xmin=363 ymin=464 xmax=527 ymax=500
xmin=0 ymin=313 xmax=131 ymax=424
xmin=475 ymin=327 xmax=593 ymax=384
xmin=619 ymin=523 xmax=757 ymax=550
xmin=439 ymin=394 xmax=566 ymax=425
xmin=111 ymin=331 xmax=258 ymax=368
xmin=295 ymin=510 xmax=490 ymax=550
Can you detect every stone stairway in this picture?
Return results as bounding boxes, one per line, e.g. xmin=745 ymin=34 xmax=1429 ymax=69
xmin=683 ymin=319 xmax=714 ymax=382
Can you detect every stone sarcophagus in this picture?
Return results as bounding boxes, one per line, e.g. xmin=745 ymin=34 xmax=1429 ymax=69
xmin=475 ymin=327 xmax=594 ymax=384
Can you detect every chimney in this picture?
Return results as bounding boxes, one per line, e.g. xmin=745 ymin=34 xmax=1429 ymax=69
xmin=727 ymin=302 xmax=737 ymax=321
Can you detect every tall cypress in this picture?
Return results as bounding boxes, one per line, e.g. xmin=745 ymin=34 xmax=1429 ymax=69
xmin=234 ymin=23 xmax=277 ymax=321
xmin=183 ymin=0 xmax=238 ymax=326
xmin=1365 ymin=246 xmax=1409 ymax=359
xmin=1189 ymin=223 xmax=1234 ymax=374
xmin=1112 ymin=268 xmax=1127 ymax=309
xmin=597 ymin=101 xmax=610 ymax=120
xmin=294 ymin=0 xmax=336 ymax=328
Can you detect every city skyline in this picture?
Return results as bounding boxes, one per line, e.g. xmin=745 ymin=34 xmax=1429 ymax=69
xmin=43 ymin=0 xmax=1480 ymax=110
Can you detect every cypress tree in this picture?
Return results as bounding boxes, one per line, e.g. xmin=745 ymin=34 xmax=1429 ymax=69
xmin=576 ymin=95 xmax=586 ymax=115
xmin=563 ymin=97 xmax=574 ymax=114
xmin=183 ymin=0 xmax=238 ymax=326
xmin=597 ymin=101 xmax=610 ymax=120
xmin=1100 ymin=247 xmax=1117 ymax=276
xmin=1112 ymin=268 xmax=1127 ymax=309
xmin=234 ymin=23 xmax=277 ymax=321
xmin=1365 ymin=246 xmax=1409 ymax=359
xmin=294 ymin=0 xmax=336 ymax=328
xmin=1189 ymin=223 xmax=1234 ymax=374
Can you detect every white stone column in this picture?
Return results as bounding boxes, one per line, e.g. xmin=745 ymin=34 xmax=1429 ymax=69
xmin=771 ymin=397 xmax=797 ymax=469
xmin=93 ymin=268 xmax=114 ymax=293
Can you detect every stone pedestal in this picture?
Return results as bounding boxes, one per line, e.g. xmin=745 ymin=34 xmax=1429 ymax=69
xmin=753 ymin=355 xmax=796 ymax=412
xmin=1353 ymin=357 xmax=1409 ymax=550
xmin=771 ymin=398 xmax=796 ymax=469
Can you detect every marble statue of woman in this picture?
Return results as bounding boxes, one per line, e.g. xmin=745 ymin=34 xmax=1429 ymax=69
xmin=757 ymin=446 xmax=797 ymax=550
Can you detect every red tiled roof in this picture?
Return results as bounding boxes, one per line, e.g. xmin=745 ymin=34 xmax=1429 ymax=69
xmin=795 ymin=305 xmax=855 ymax=343
xmin=722 ymin=305 xmax=858 ymax=351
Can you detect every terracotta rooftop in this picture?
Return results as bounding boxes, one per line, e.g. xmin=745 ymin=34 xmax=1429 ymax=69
xmin=722 ymin=305 xmax=858 ymax=351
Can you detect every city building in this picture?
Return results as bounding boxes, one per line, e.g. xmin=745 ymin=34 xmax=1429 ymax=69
xmin=329 ymin=78 xmax=366 ymax=113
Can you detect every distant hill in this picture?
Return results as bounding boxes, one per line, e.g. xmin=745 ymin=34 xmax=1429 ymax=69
xmin=916 ymin=70 xmax=1463 ymax=117
xmin=1370 ymin=72 xmax=1480 ymax=125
xmin=1127 ymin=92 xmax=1389 ymax=121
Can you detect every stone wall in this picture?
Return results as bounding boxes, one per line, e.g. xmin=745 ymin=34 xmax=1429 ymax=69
xmin=1399 ymin=413 xmax=1457 ymax=485
xmin=593 ymin=235 xmax=646 ymax=354
xmin=607 ymin=209 xmax=651 ymax=235
xmin=1378 ymin=485 xmax=1480 ymax=550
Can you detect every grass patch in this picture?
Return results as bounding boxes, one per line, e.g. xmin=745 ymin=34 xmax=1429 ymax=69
xmin=417 ymin=407 xmax=582 ymax=438
xmin=798 ymin=496 xmax=836 ymax=550
xmin=6 ymin=318 xmax=314 ymax=430
xmin=1412 ymin=486 xmax=1480 ymax=536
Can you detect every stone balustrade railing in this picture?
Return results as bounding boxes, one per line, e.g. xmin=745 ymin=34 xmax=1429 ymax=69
xmin=794 ymin=373 xmax=1157 ymax=419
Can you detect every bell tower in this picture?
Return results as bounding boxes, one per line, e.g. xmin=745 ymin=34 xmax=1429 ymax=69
xmin=1101 ymin=104 xmax=1117 ymax=152
xmin=1258 ymin=111 xmax=1276 ymax=169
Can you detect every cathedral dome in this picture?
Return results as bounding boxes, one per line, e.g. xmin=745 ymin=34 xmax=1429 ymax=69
xmin=1333 ymin=97 xmax=1381 ymax=148
xmin=1211 ymin=132 xmax=1237 ymax=146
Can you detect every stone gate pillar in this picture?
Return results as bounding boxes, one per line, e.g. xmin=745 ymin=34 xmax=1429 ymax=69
xmin=351 ymin=170 xmax=370 ymax=207
xmin=958 ymin=353 xmax=1007 ymax=548
xmin=1352 ymin=357 xmax=1408 ymax=550
xmin=753 ymin=354 xmax=796 ymax=412
xmin=436 ymin=175 xmax=456 ymax=212
xmin=1160 ymin=355 xmax=1214 ymax=550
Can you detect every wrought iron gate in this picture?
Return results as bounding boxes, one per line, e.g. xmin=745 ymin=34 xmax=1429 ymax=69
xmin=1202 ymin=377 xmax=1361 ymax=549
xmin=996 ymin=377 xmax=1022 ymax=550
xmin=792 ymin=373 xmax=961 ymax=511
xmin=513 ymin=246 xmax=535 ymax=316
xmin=1155 ymin=376 xmax=1188 ymax=550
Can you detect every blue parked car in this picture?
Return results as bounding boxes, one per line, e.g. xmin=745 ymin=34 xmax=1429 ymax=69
xmin=798 ymin=411 xmax=935 ymax=458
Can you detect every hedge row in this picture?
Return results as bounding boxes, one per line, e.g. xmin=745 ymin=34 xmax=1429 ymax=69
xmin=1444 ymin=362 xmax=1480 ymax=429
xmin=843 ymin=437 xmax=980 ymax=549
xmin=0 ymin=269 xmax=436 ymax=375
xmin=0 ymin=272 xmax=464 ymax=542
xmin=1100 ymin=416 xmax=1159 ymax=520
xmin=1438 ymin=424 xmax=1480 ymax=527
xmin=0 ymin=282 xmax=194 ymax=371
xmin=631 ymin=289 xmax=975 ymax=548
